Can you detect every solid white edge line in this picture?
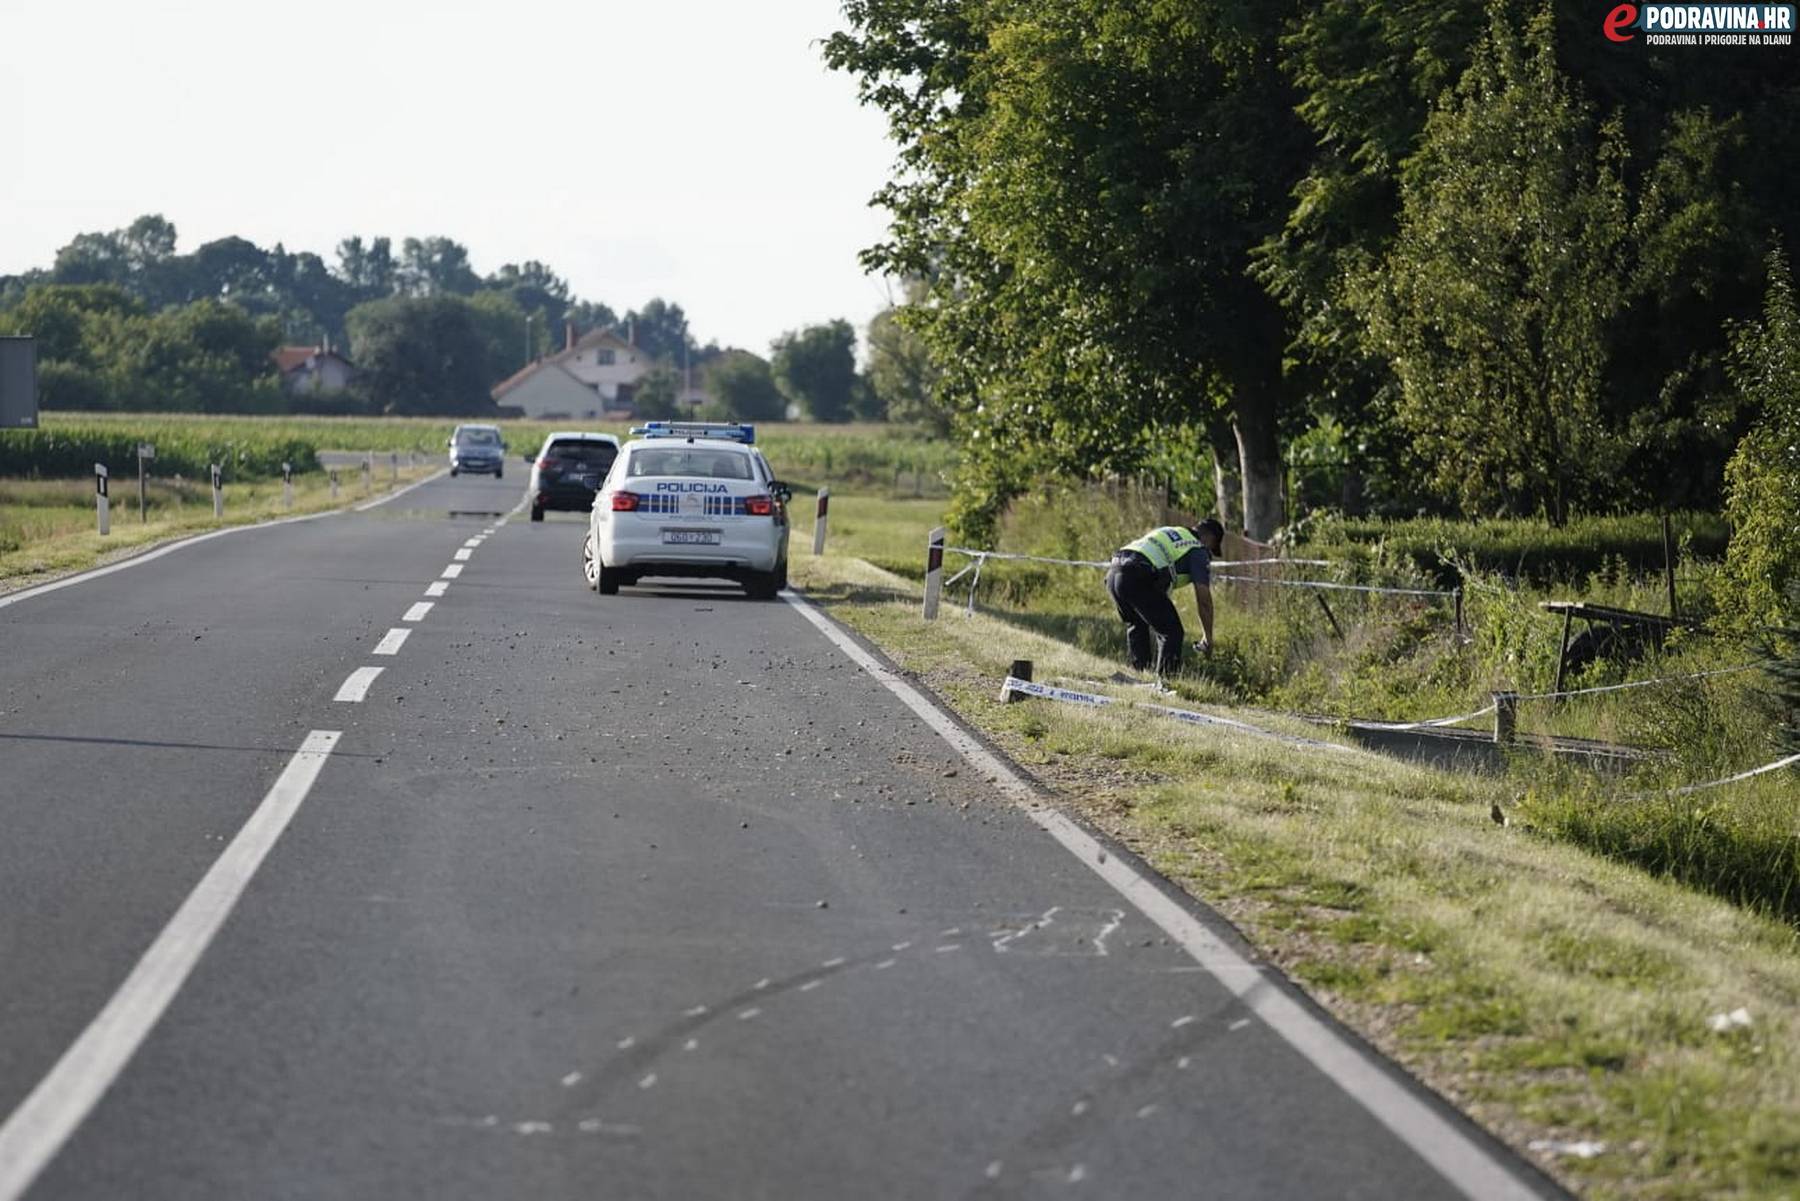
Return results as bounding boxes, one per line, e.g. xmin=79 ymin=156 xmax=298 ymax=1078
xmin=424 ymin=581 xmax=449 ymax=598
xmin=0 ymin=509 xmax=336 ymax=612
xmin=0 ymin=467 xmax=454 ymax=613
xmin=333 ymin=666 xmax=385 ymax=702
xmin=453 ymin=548 xmax=472 ymax=561
xmin=350 ymin=467 xmax=449 ymax=512
xmin=372 ymin=628 xmax=410 ymax=656
xmin=440 ymin=564 xmax=463 ymax=579
xmin=402 ymin=602 xmax=434 ymax=622
xmin=779 ymin=591 xmax=1542 ymax=1201
xmin=0 ymin=730 xmax=342 ymax=1201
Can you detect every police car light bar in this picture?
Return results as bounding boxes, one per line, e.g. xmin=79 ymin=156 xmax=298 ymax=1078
xmin=629 ymin=421 xmax=756 ymax=444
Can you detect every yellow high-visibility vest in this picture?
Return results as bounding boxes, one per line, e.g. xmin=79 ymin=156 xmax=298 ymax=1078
xmin=1123 ymin=526 xmax=1205 ymax=590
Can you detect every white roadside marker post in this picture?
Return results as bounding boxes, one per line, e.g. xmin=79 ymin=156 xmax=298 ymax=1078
xmin=210 ymin=463 xmax=223 ymax=520
xmin=329 ymin=468 xmax=340 ymax=499
xmin=812 ymin=487 xmax=829 ymax=556
xmin=362 ymin=453 xmax=372 ymax=495
xmin=390 ymin=451 xmax=398 ymax=484
xmin=923 ymin=526 xmax=946 ymax=621
xmin=282 ymin=462 xmax=293 ymax=510
xmin=94 ymin=463 xmax=109 ymax=536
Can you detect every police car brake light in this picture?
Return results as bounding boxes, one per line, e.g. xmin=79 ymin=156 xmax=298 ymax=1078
xmin=610 ymin=491 xmax=640 ymax=511
xmin=628 ymin=421 xmax=756 ymax=444
xmin=744 ymin=494 xmax=774 ymax=516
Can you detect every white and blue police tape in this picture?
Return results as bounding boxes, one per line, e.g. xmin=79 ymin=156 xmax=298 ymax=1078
xmin=1000 ymin=677 xmax=1363 ymax=755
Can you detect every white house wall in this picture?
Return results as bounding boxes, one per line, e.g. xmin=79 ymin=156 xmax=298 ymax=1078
xmin=504 ymin=367 xmax=604 ymax=420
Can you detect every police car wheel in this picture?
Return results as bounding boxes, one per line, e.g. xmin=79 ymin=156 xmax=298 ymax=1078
xmin=530 ymin=505 xmax=544 ymax=522
xmin=597 ymin=564 xmax=622 ymax=595
xmin=581 ymin=534 xmax=599 ymax=590
xmin=449 ymin=467 xmax=458 ymax=477
xmin=744 ymin=570 xmax=779 ymax=601
xmin=495 ymin=468 xmax=503 ymax=479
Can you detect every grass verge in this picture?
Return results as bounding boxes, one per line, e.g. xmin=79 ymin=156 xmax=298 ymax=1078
xmin=789 ymin=543 xmax=1800 ymax=1200
xmin=0 ymin=467 xmax=439 ymax=593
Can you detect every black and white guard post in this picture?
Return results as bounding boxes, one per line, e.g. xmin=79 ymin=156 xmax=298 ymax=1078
xmin=329 ymin=468 xmax=340 ymax=499
xmin=361 ymin=453 xmax=372 ymax=494
xmin=812 ymin=487 xmax=829 ymax=556
xmin=210 ymin=462 xmax=223 ymax=519
xmin=922 ymin=525 xmax=947 ymax=620
xmin=390 ymin=451 xmax=398 ymax=483
xmin=136 ymin=441 xmax=154 ymax=523
xmin=94 ymin=462 xmax=109 ymax=536
xmin=282 ymin=461 xmax=294 ymax=510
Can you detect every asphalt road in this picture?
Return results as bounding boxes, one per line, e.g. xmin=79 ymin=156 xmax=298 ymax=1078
xmin=0 ymin=472 xmax=1561 ymax=1200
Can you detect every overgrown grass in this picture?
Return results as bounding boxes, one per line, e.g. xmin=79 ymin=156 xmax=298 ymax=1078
xmin=787 ymin=550 xmax=1800 ymax=1200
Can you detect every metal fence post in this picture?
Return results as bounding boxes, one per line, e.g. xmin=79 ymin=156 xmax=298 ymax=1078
xmin=1493 ymin=691 xmax=1518 ymax=745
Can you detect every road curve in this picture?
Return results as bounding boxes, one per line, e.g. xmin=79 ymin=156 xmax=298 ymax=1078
xmin=0 ymin=472 xmax=1562 ymax=1200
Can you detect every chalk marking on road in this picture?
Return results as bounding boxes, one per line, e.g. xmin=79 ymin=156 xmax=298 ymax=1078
xmin=333 ymin=666 xmax=385 ymax=703
xmin=454 ymin=548 xmax=473 ymax=561
xmin=351 ymin=467 xmax=449 ymax=512
xmin=425 ymin=581 xmax=449 ymax=598
xmin=373 ymin=628 xmax=411 ymax=656
xmin=403 ymin=602 xmax=434 ymax=622
xmin=780 ymin=589 xmax=1547 ymax=1201
xmin=0 ymin=730 xmax=341 ymax=1201
xmin=440 ymin=564 xmax=464 ymax=579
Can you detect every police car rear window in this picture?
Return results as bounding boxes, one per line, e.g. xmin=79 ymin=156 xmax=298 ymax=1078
xmin=628 ymin=449 xmax=752 ymax=480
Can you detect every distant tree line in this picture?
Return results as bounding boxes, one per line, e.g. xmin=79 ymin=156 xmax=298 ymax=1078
xmin=0 ymin=218 xmax=940 ymax=424
xmin=827 ymin=0 xmax=1800 ymax=540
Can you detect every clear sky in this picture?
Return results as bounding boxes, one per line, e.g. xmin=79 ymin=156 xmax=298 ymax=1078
xmin=0 ymin=0 xmax=902 ymax=354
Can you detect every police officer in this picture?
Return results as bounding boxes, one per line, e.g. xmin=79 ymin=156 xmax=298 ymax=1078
xmin=1105 ymin=517 xmax=1225 ymax=679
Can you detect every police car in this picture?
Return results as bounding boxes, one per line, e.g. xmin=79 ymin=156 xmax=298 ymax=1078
xmin=583 ymin=422 xmax=792 ymax=599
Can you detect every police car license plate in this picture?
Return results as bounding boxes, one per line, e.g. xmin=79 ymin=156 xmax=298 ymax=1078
xmin=663 ymin=530 xmax=720 ymax=545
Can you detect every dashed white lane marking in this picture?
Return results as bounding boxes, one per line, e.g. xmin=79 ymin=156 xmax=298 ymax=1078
xmin=440 ymin=564 xmax=463 ymax=579
xmin=403 ymin=602 xmax=434 ymax=622
xmin=616 ymin=1037 xmax=636 ymax=1050
xmin=737 ymin=1008 xmax=762 ymax=1021
xmin=333 ymin=666 xmax=385 ymax=703
xmin=0 ymin=730 xmax=342 ymax=1201
xmin=684 ymin=1006 xmax=708 ymax=1018
xmin=1171 ymin=1015 xmax=1196 ymax=1029
xmin=453 ymin=548 xmax=473 ymax=561
xmin=514 ymin=1121 xmax=553 ymax=1136
xmin=425 ymin=580 xmax=449 ymax=598
xmin=799 ymin=980 xmax=823 ymax=993
xmin=463 ymin=538 xmax=483 ymax=548
xmin=683 ymin=1039 xmax=699 ymax=1052
xmin=1069 ymin=1165 xmax=1088 ymax=1184
xmin=1229 ymin=1018 xmax=1253 ymax=1032
xmin=874 ymin=959 xmax=897 ymax=970
xmin=780 ymin=589 xmax=1543 ymax=1201
xmin=821 ymin=957 xmax=846 ymax=968
xmin=754 ymin=978 xmax=771 ymax=990
xmin=638 ymin=1074 xmax=657 ymax=1091
xmin=985 ymin=1161 xmax=1004 ymax=1180
xmin=891 ymin=941 xmax=912 ymax=952
xmin=935 ymin=944 xmax=962 ymax=953
xmin=1176 ymin=1057 xmax=1192 ymax=1070
xmin=561 ymin=1072 xmax=583 ymax=1088
xmin=1071 ymin=1100 xmax=1090 ymax=1117
xmin=1137 ymin=1104 xmax=1159 ymax=1119
xmin=372 ymin=628 xmax=410 ymax=656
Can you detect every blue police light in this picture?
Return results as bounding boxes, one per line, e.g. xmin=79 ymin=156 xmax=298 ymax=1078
xmin=629 ymin=421 xmax=756 ymax=444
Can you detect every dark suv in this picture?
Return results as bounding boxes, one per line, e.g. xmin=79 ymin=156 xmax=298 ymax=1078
xmin=449 ymin=424 xmax=507 ymax=477
xmin=527 ymin=432 xmax=620 ymax=521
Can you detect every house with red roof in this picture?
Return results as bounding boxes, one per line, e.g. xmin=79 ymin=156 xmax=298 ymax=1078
xmin=272 ymin=345 xmax=357 ymax=396
xmin=491 ymin=327 xmax=653 ymax=420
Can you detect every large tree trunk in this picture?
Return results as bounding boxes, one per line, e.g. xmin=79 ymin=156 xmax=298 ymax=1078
xmin=1233 ymin=398 xmax=1285 ymax=541
xmin=1208 ymin=419 xmax=1241 ymax=530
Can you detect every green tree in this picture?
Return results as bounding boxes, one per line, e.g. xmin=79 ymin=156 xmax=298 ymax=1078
xmin=826 ymin=0 xmax=1312 ymax=539
xmin=346 ymin=296 xmax=496 ymax=414
xmin=632 ymin=366 xmax=682 ymax=420
xmin=866 ymin=285 xmax=945 ymax=433
xmin=706 ymin=350 xmax=787 ymax=421
xmin=1719 ymin=247 xmax=1800 ymax=634
xmin=623 ymin=298 xmax=692 ymax=365
xmin=0 ymin=284 xmax=143 ymax=366
xmin=396 ymin=237 xmax=480 ymax=297
xmin=336 ymin=236 xmax=397 ymax=297
xmin=111 ymin=300 xmax=283 ymax=412
xmin=770 ymin=320 xmax=857 ymax=422
xmin=465 ymin=289 xmax=532 ymax=382
xmin=1348 ymin=6 xmax=1628 ymax=523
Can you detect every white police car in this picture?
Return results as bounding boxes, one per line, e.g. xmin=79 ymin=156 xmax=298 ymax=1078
xmin=583 ymin=422 xmax=792 ymax=599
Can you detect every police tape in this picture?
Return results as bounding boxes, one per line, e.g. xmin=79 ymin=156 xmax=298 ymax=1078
xmin=1626 ymin=751 xmax=1800 ymax=800
xmin=943 ymin=546 xmax=1449 ymax=600
xmin=1351 ymin=704 xmax=1499 ymax=732
xmin=1000 ymin=677 xmax=1364 ymax=755
xmin=1512 ymin=661 xmax=1766 ymax=701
